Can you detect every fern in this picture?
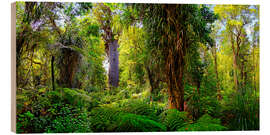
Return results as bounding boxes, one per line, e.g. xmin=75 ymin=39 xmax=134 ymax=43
xmin=120 ymin=99 xmax=158 ymax=120
xmin=89 ymin=106 xmax=166 ymax=132
xmin=115 ymin=113 xmax=166 ymax=132
xmin=159 ymin=109 xmax=190 ymax=131
xmin=89 ymin=107 xmax=120 ymax=132
xmin=197 ymin=114 xmax=221 ymax=124
xmin=53 ymin=88 xmax=94 ymax=108
xmin=178 ymin=122 xmax=227 ymax=131
xmin=178 ymin=114 xmax=227 ymax=131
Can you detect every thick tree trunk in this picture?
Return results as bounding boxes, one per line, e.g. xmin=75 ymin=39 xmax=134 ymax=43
xmin=108 ymin=40 xmax=119 ymax=87
xmin=59 ymin=49 xmax=81 ymax=88
xmin=167 ymin=53 xmax=185 ymax=111
xmin=167 ymin=71 xmax=185 ymax=111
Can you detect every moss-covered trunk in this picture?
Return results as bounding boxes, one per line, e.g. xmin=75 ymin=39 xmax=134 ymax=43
xmin=59 ymin=49 xmax=82 ymax=88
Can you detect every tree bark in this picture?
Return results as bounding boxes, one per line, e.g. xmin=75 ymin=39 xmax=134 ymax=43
xmin=108 ymin=40 xmax=119 ymax=87
xmin=212 ymin=44 xmax=221 ymax=100
xmin=146 ymin=66 xmax=160 ymax=101
xmin=231 ymin=34 xmax=239 ymax=92
xmin=165 ymin=6 xmax=186 ymax=111
xmin=58 ymin=49 xmax=81 ymax=88
xmin=51 ymin=56 xmax=55 ymax=90
xmin=166 ymin=48 xmax=185 ymax=111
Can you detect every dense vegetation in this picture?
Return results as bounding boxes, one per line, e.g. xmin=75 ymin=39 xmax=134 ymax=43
xmin=16 ymin=2 xmax=259 ymax=133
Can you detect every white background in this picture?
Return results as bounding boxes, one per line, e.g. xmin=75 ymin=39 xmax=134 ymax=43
xmin=0 ymin=0 xmax=269 ymax=135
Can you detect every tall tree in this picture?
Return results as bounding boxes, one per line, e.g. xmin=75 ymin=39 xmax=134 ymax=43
xmin=134 ymin=4 xmax=216 ymax=111
xmin=93 ymin=3 xmax=120 ymax=87
xmin=214 ymin=5 xmax=256 ymax=91
xmin=210 ymin=23 xmax=222 ymax=100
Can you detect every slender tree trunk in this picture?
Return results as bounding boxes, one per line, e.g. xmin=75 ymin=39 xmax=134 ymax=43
xmin=231 ymin=34 xmax=239 ymax=92
xmin=233 ymin=51 xmax=239 ymax=91
xmin=51 ymin=56 xmax=55 ymax=90
xmin=108 ymin=40 xmax=119 ymax=87
xmin=146 ymin=67 xmax=154 ymax=101
xmin=253 ymin=47 xmax=257 ymax=91
xmin=212 ymin=44 xmax=221 ymax=100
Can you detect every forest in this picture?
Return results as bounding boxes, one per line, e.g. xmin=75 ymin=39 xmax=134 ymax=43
xmin=15 ymin=2 xmax=259 ymax=133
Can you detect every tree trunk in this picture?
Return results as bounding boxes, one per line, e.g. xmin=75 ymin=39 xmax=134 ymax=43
xmin=253 ymin=47 xmax=257 ymax=91
xmin=108 ymin=40 xmax=119 ymax=87
xmin=212 ymin=44 xmax=221 ymax=100
xmin=167 ymin=71 xmax=185 ymax=111
xmin=59 ymin=49 xmax=81 ymax=88
xmin=233 ymin=51 xmax=239 ymax=91
xmin=146 ymin=66 xmax=160 ymax=101
xmin=146 ymin=67 xmax=154 ymax=101
xmin=166 ymin=52 xmax=185 ymax=111
xmin=231 ymin=34 xmax=239 ymax=92
xmin=51 ymin=56 xmax=55 ymax=90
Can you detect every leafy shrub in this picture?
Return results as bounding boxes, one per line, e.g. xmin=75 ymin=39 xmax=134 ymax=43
xmin=17 ymin=102 xmax=92 ymax=133
xmin=159 ymin=109 xmax=190 ymax=131
xmin=115 ymin=113 xmax=166 ymax=132
xmin=16 ymin=87 xmax=93 ymax=133
xmin=45 ymin=104 xmax=92 ymax=133
xmin=16 ymin=111 xmax=35 ymax=133
xmin=178 ymin=114 xmax=227 ymax=131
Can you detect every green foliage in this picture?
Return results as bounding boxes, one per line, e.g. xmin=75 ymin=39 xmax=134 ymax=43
xmin=197 ymin=114 xmax=221 ymax=124
xmin=16 ymin=88 xmax=93 ymax=133
xmin=222 ymin=87 xmax=259 ymax=130
xmin=159 ymin=109 xmax=190 ymax=131
xmin=59 ymin=88 xmax=92 ymax=107
xmin=15 ymin=2 xmax=259 ymax=133
xmin=178 ymin=122 xmax=226 ymax=131
xmin=89 ymin=106 xmax=166 ymax=132
xmin=45 ymin=105 xmax=92 ymax=133
xmin=178 ymin=114 xmax=227 ymax=131
xmin=120 ymin=99 xmax=158 ymax=120
xmin=89 ymin=107 xmax=121 ymax=132
xmin=115 ymin=113 xmax=166 ymax=132
xmin=119 ymin=26 xmax=147 ymax=86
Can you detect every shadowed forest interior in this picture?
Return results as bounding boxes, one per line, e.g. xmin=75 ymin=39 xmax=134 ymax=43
xmin=15 ymin=2 xmax=259 ymax=133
